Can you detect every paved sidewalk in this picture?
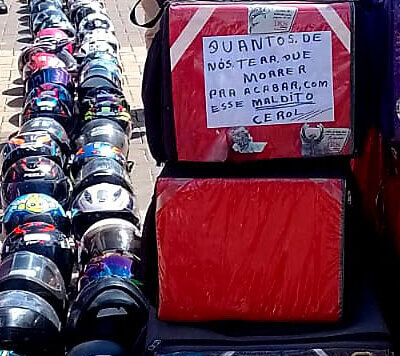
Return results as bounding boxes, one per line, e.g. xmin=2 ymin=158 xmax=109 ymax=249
xmin=0 ymin=0 xmax=160 ymax=219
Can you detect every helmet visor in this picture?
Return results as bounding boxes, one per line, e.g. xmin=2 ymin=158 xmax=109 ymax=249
xmin=0 ymin=251 xmax=65 ymax=297
xmin=0 ymin=290 xmax=60 ymax=329
xmin=2 ymin=179 xmax=70 ymax=208
xmin=83 ymin=219 xmax=141 ymax=258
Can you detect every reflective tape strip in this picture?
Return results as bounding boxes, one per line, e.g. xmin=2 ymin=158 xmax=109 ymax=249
xmin=170 ymin=7 xmax=215 ymax=71
xmin=316 ymin=5 xmax=351 ymax=53
xmin=313 ymin=349 xmax=330 ymax=356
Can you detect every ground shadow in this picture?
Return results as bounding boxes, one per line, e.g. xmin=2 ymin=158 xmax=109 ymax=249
xmin=13 ymin=78 xmax=23 ymax=86
xmin=2 ymin=87 xmax=24 ymax=97
xmin=8 ymin=113 xmax=20 ymax=127
xmin=17 ymin=37 xmax=31 ymax=44
xmin=6 ymin=97 xmax=24 ymax=108
xmin=17 ymin=8 xmax=29 ymax=14
xmin=18 ymin=29 xmax=30 ymax=35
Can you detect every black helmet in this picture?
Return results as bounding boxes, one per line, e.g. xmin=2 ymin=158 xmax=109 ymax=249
xmin=68 ymin=0 xmax=104 ymax=21
xmin=80 ymin=101 xmax=132 ymax=138
xmin=2 ymin=222 xmax=74 ymax=286
xmin=80 ymin=51 xmax=119 ymax=69
xmin=67 ymin=340 xmax=127 ymax=356
xmin=21 ymin=84 xmax=75 ymax=135
xmin=73 ymin=2 xmax=106 ymax=28
xmin=82 ymin=218 xmax=141 ymax=261
xmin=70 ymin=183 xmax=140 ymax=240
xmin=78 ymin=38 xmax=118 ymax=58
xmin=18 ymin=117 xmax=71 ymax=155
xmin=30 ymin=1 xmax=63 ymax=33
xmin=69 ymin=142 xmax=127 ymax=180
xmin=0 ymin=290 xmax=61 ymax=355
xmin=78 ymin=59 xmax=122 ymax=96
xmin=23 ymin=82 xmax=74 ymax=117
xmin=0 ymin=132 xmax=66 ymax=175
xmin=75 ymin=119 xmax=129 ymax=156
xmin=71 ymin=157 xmax=133 ymax=204
xmin=66 ymin=276 xmax=148 ymax=348
xmin=2 ymin=193 xmax=71 ymax=236
xmin=1 ymin=157 xmax=70 ymax=209
xmin=30 ymin=0 xmax=63 ymax=13
xmin=0 ymin=251 xmax=66 ymax=316
xmin=78 ymin=13 xmax=114 ymax=40
xmin=25 ymin=68 xmax=74 ymax=95
xmin=32 ymin=9 xmax=75 ymax=38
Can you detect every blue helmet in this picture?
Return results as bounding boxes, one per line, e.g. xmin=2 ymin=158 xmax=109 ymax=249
xmin=70 ymin=142 xmax=127 ymax=180
xmin=2 ymin=193 xmax=70 ymax=236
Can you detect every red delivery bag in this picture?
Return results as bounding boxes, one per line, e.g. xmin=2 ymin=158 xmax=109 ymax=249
xmin=156 ymin=177 xmax=345 ymax=322
xmin=142 ymin=1 xmax=354 ymax=163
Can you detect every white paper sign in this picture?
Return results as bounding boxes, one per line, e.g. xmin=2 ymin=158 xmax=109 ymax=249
xmin=203 ymin=31 xmax=334 ymax=128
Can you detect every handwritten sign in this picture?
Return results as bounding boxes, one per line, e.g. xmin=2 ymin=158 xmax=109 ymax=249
xmin=203 ymin=31 xmax=334 ymax=129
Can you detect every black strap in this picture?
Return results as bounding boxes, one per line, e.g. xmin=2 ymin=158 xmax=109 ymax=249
xmin=130 ymin=0 xmax=165 ymax=28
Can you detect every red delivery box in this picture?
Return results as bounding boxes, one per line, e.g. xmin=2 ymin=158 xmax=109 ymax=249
xmin=156 ymin=177 xmax=345 ymax=322
xmin=166 ymin=1 xmax=354 ymax=162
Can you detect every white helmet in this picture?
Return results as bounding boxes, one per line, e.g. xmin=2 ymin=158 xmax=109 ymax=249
xmin=78 ymin=13 xmax=115 ymax=41
xmin=79 ymin=29 xmax=119 ymax=53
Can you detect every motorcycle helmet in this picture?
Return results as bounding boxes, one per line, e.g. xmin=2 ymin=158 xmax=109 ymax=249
xmin=22 ymin=52 xmax=68 ymax=81
xmin=80 ymin=58 xmax=122 ymax=80
xmin=71 ymin=157 xmax=133 ymax=203
xmin=80 ymin=86 xmax=129 ymax=112
xmin=2 ymin=222 xmax=73 ymax=285
xmin=78 ymin=38 xmax=118 ymax=58
xmin=18 ymin=117 xmax=71 ymax=155
xmin=30 ymin=0 xmax=63 ymax=13
xmin=78 ymin=13 xmax=114 ymax=39
xmin=0 ymin=290 xmax=61 ymax=354
xmin=1 ymin=157 xmax=70 ymax=209
xmin=30 ymin=1 xmax=63 ymax=24
xmin=68 ymin=0 xmax=105 ymax=19
xmin=66 ymin=276 xmax=148 ymax=348
xmin=79 ymin=29 xmax=119 ymax=52
xmin=0 ymin=252 xmax=66 ymax=316
xmin=78 ymin=60 xmax=122 ymax=96
xmin=67 ymin=340 xmax=126 ymax=356
xmin=22 ymin=85 xmax=75 ymax=134
xmin=69 ymin=142 xmax=127 ymax=180
xmin=79 ymin=254 xmax=142 ymax=291
xmin=80 ymin=51 xmax=119 ymax=68
xmin=70 ymin=183 xmax=139 ymax=240
xmin=23 ymin=83 xmax=74 ymax=117
xmin=73 ymin=2 xmax=106 ymax=28
xmin=82 ymin=218 xmax=140 ymax=258
xmin=0 ymin=132 xmax=66 ymax=175
xmin=82 ymin=107 xmax=132 ymax=138
xmin=32 ymin=9 xmax=75 ymax=38
xmin=75 ymin=119 xmax=129 ymax=156
xmin=25 ymin=68 xmax=74 ymax=95
xmin=36 ymin=27 xmax=71 ymax=41
xmin=2 ymin=193 xmax=70 ymax=236
xmin=18 ymin=42 xmax=76 ymax=76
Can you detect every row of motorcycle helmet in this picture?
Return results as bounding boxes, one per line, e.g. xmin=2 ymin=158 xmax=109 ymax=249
xmin=0 ymin=0 xmax=148 ymax=354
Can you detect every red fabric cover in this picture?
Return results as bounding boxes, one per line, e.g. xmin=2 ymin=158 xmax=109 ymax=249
xmin=156 ymin=178 xmax=344 ymax=322
xmin=351 ymin=128 xmax=386 ymax=231
xmin=169 ymin=2 xmax=353 ymax=161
